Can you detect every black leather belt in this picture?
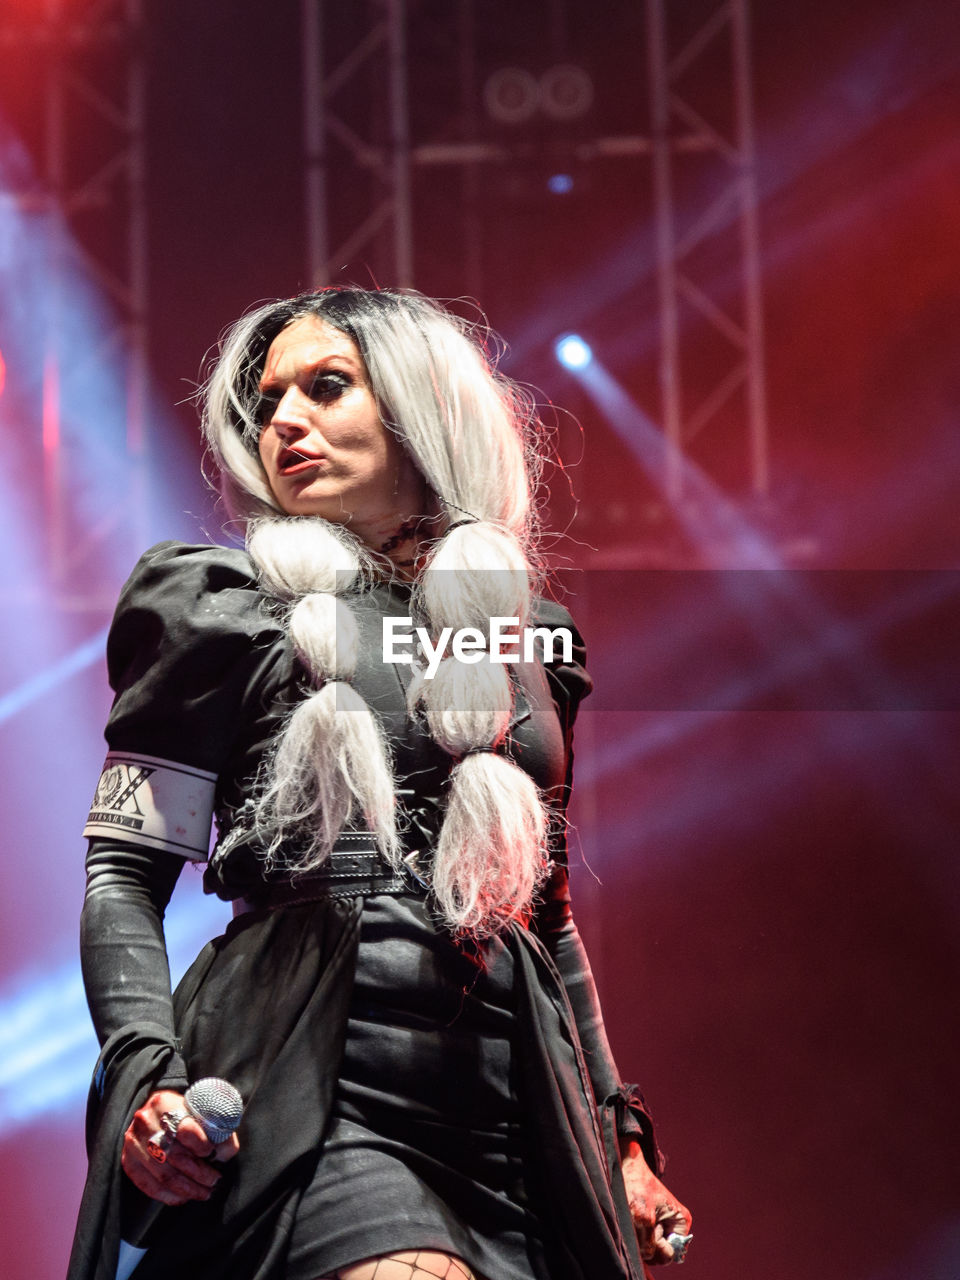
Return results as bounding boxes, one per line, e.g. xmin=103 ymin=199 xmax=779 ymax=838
xmin=252 ymin=832 xmax=413 ymax=909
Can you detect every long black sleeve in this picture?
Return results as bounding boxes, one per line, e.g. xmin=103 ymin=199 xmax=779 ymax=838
xmin=80 ymin=838 xmax=190 ymax=1091
xmin=533 ymin=861 xmax=663 ymax=1173
xmin=533 ymin=602 xmax=663 ymax=1173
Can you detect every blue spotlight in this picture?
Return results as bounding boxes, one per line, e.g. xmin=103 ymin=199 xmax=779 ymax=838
xmin=547 ymin=173 xmax=574 ymax=195
xmin=555 ymin=333 xmax=593 ymax=370
xmin=0 ymin=626 xmax=109 ymax=725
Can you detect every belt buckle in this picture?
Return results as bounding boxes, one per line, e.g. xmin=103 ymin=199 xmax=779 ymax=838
xmin=402 ymin=849 xmax=430 ymax=891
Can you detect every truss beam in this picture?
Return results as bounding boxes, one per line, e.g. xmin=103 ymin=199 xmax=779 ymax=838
xmin=0 ymin=0 xmax=148 ymax=606
xmin=646 ymin=0 xmax=769 ymax=497
xmin=302 ymin=0 xmax=768 ymax=501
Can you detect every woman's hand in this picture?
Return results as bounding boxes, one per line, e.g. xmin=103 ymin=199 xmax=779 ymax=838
xmin=620 ymin=1140 xmax=693 ymax=1267
xmin=121 ymin=1089 xmax=240 ymax=1206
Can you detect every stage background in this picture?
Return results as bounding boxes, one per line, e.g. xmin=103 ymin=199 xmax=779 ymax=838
xmin=0 ymin=2 xmax=957 ymax=1277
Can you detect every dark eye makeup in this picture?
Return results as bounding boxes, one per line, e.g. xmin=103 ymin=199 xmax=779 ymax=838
xmin=257 ymin=373 xmax=355 ymax=427
xmin=305 ymin=371 xmax=351 ymax=401
xmin=256 ymin=370 xmax=352 ymax=427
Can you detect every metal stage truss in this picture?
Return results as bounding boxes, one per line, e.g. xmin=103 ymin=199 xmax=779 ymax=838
xmin=0 ymin=0 xmax=148 ymax=608
xmin=301 ymin=0 xmax=768 ymax=499
xmin=0 ymin=0 xmax=768 ymax=613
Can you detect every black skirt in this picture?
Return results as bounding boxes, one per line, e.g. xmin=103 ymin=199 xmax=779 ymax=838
xmin=284 ymin=891 xmax=548 ymax=1280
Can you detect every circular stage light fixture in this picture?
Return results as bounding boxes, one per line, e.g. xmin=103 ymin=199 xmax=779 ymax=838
xmin=539 ymin=64 xmax=594 ymax=121
xmin=483 ymin=68 xmax=540 ymax=124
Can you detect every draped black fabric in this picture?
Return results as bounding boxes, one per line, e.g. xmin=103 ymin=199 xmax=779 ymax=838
xmin=139 ymin=898 xmax=364 ymax=1280
xmin=71 ymin=906 xmax=647 ymax=1280
xmin=69 ymin=542 xmax=657 ymax=1280
xmin=68 ymin=1025 xmax=185 ymax=1280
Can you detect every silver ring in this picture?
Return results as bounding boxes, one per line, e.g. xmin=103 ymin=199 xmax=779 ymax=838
xmin=666 ymin=1232 xmax=693 ymax=1263
xmin=160 ymin=1109 xmax=187 ymax=1139
xmin=146 ymin=1110 xmax=188 ymax=1162
xmin=146 ymin=1130 xmax=171 ymax=1163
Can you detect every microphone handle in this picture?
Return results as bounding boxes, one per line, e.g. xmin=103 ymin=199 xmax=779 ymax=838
xmin=118 ymin=1078 xmax=242 ymax=1265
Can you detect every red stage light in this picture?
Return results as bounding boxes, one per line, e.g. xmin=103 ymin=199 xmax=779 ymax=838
xmin=42 ymin=353 xmax=59 ymax=453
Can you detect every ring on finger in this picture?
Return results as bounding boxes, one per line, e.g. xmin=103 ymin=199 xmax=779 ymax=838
xmin=161 ymin=1109 xmax=187 ymax=1138
xmin=146 ymin=1109 xmax=188 ymax=1163
xmin=146 ymin=1130 xmax=171 ymax=1162
xmin=666 ymin=1232 xmax=693 ymax=1264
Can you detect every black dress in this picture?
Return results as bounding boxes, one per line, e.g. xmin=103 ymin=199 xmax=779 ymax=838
xmin=69 ymin=542 xmax=660 ymax=1280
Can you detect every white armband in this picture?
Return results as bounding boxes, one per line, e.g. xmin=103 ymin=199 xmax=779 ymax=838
xmin=83 ymin=751 xmax=217 ymax=860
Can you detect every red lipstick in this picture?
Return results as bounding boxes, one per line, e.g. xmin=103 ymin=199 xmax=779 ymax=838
xmin=278 ymin=447 xmax=324 ymax=476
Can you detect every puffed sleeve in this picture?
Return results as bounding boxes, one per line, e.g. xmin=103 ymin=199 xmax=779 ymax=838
xmin=82 ymin=541 xmax=281 ymax=860
xmin=533 ymin=597 xmax=593 ymax=752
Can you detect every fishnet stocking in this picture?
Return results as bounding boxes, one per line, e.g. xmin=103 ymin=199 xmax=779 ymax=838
xmin=320 ymin=1250 xmax=481 ymax=1280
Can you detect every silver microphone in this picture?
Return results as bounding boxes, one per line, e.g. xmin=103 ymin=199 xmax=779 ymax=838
xmin=184 ymin=1076 xmax=244 ymax=1145
xmin=118 ymin=1078 xmax=245 ymax=1278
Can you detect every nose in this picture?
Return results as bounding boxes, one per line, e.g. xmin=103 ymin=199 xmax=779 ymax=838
xmin=267 ymin=386 xmax=310 ymax=441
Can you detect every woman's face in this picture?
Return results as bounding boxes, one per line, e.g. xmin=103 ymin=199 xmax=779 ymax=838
xmin=257 ymin=314 xmax=425 ymax=536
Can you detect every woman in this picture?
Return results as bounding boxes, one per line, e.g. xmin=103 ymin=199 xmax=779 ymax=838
xmin=69 ymin=288 xmax=691 ymax=1280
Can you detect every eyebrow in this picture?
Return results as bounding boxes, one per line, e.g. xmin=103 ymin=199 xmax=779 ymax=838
xmin=259 ymin=352 xmax=361 ymax=393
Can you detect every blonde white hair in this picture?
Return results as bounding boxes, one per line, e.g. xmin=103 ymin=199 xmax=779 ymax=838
xmin=203 ymin=288 xmax=550 ymax=936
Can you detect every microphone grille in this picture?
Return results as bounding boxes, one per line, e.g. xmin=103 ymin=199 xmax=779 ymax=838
xmin=184 ymin=1076 xmax=244 ymax=1144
